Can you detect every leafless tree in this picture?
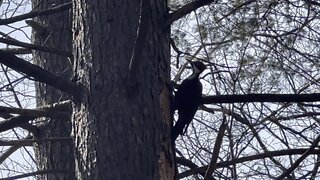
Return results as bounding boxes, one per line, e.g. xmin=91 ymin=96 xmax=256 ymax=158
xmin=0 ymin=0 xmax=319 ymax=179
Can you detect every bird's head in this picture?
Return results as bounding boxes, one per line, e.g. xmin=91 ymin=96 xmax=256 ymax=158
xmin=191 ymin=61 xmax=206 ymax=74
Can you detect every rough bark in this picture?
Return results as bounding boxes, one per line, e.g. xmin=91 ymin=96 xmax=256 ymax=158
xmin=72 ymin=0 xmax=174 ymax=179
xmin=32 ymin=0 xmax=75 ymax=179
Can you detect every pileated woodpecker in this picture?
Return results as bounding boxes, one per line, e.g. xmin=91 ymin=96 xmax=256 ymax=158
xmin=172 ymin=61 xmax=206 ymax=141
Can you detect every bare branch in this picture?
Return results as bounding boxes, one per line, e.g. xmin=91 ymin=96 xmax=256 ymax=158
xmin=202 ymin=93 xmax=320 ymax=104
xmin=0 ymin=101 xmax=72 ymax=132
xmin=276 ymin=135 xmax=320 ymax=180
xmin=0 ymin=137 xmax=72 ymax=146
xmin=0 ymin=48 xmax=31 ymax=54
xmin=175 ymin=154 xmax=213 ymax=179
xmin=0 ymin=105 xmax=69 ymax=117
xmin=166 ymin=0 xmax=217 ymax=27
xmin=0 ymin=145 xmax=21 ymax=164
xmin=305 ymin=0 xmax=320 ymax=6
xmin=0 ymin=51 xmax=82 ymax=97
xmin=0 ymin=135 xmax=32 ymax=165
xmin=204 ymin=117 xmax=227 ymax=179
xmin=37 ymin=100 xmax=72 ymax=112
xmin=0 ymin=115 xmax=35 ymax=133
xmin=0 ymin=169 xmax=74 ymax=180
xmin=178 ymin=148 xmax=320 ymax=178
xmin=0 ymin=2 xmax=72 ymax=25
xmin=0 ymin=37 xmax=72 ymax=57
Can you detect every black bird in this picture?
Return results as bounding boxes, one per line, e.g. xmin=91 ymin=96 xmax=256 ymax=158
xmin=172 ymin=61 xmax=206 ymax=141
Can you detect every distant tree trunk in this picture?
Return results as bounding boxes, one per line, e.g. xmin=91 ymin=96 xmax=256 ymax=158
xmin=72 ymin=0 xmax=174 ymax=179
xmin=32 ymin=0 xmax=75 ymax=179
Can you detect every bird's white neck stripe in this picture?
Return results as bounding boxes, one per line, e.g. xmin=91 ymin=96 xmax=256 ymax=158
xmin=187 ymin=68 xmax=200 ymax=80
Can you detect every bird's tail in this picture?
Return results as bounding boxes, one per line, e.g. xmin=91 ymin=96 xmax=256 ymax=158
xmin=171 ymin=117 xmax=185 ymax=141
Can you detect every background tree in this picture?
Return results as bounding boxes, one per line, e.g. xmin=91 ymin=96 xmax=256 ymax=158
xmin=71 ymin=0 xmax=173 ymax=179
xmin=170 ymin=0 xmax=320 ymax=179
xmin=31 ymin=0 xmax=75 ymax=179
xmin=0 ymin=0 xmax=320 ymax=179
xmin=0 ymin=0 xmax=174 ymax=179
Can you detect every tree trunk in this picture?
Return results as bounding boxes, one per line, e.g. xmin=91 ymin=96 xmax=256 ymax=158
xmin=32 ymin=0 xmax=75 ymax=179
xmin=72 ymin=0 xmax=174 ymax=179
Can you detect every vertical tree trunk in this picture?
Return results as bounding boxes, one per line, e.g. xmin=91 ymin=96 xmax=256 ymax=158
xmin=32 ymin=0 xmax=75 ymax=179
xmin=72 ymin=0 xmax=174 ymax=179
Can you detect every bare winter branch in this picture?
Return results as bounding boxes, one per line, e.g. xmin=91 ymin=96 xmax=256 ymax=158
xmin=276 ymin=135 xmax=320 ymax=180
xmin=0 ymin=115 xmax=34 ymax=133
xmin=0 ymin=100 xmax=71 ymax=132
xmin=0 ymin=2 xmax=72 ymax=25
xmin=166 ymin=0 xmax=217 ymax=27
xmin=0 ymin=48 xmax=31 ymax=54
xmin=0 ymin=137 xmax=72 ymax=146
xmin=0 ymin=105 xmax=69 ymax=117
xmin=0 ymin=37 xmax=71 ymax=57
xmin=1 ymin=169 xmax=74 ymax=180
xmin=0 ymin=145 xmax=21 ymax=164
xmin=202 ymin=93 xmax=320 ymax=104
xmin=178 ymin=148 xmax=320 ymax=178
xmin=204 ymin=118 xmax=226 ymax=179
xmin=0 ymin=51 xmax=82 ymax=97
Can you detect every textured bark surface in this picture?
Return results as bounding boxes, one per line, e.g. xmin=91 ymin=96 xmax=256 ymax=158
xmin=72 ymin=0 xmax=174 ymax=179
xmin=32 ymin=0 xmax=75 ymax=179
